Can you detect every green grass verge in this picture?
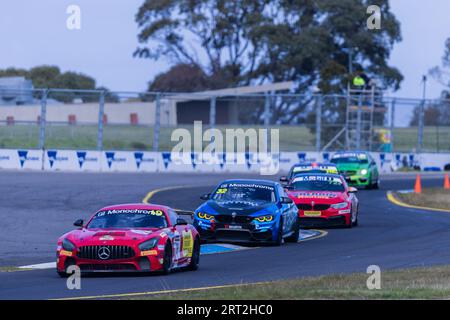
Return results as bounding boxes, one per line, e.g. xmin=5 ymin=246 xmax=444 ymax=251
xmin=124 ymin=265 xmax=450 ymax=300
xmin=394 ymin=188 xmax=450 ymax=211
xmin=0 ymin=266 xmax=27 ymax=272
xmin=1 ymin=124 xmax=449 ymax=152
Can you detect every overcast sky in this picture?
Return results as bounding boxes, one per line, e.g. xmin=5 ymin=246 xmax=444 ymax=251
xmin=0 ymin=0 xmax=449 ymax=99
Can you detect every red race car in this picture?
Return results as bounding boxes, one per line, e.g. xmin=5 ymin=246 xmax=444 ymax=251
xmin=286 ymin=173 xmax=359 ymax=228
xmin=56 ymin=203 xmax=200 ymax=276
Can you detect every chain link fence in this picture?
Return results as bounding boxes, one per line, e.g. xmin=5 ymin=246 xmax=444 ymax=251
xmin=0 ymin=88 xmax=449 ymax=153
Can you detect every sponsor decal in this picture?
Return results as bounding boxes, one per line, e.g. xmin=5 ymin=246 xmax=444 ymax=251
xmin=134 ymin=152 xmax=155 ymax=169
xmin=105 ymin=152 xmax=126 ymax=168
xmin=47 ymin=150 xmax=69 ymax=168
xmin=60 ymin=250 xmax=73 ymax=257
xmin=140 ymin=250 xmax=158 ymax=256
xmin=295 ymin=192 xmax=338 ymax=199
xmin=76 ymin=151 xmax=98 ymax=168
xmin=18 ymin=150 xmax=39 ymax=168
xmin=95 ymin=209 xmax=165 ymax=216
xmin=162 ymin=152 xmax=172 ymax=169
xmin=293 ymin=175 xmax=342 ymax=183
xmin=379 ymin=153 xmax=385 ymax=167
xmin=0 ymin=155 xmax=10 ymax=161
xmin=339 ymin=209 xmax=351 ymax=214
xmin=227 ymin=183 xmax=275 ymax=191
xmin=218 ymin=153 xmax=226 ymax=169
xmin=190 ymin=152 xmax=197 ymax=169
xmin=297 ymin=153 xmax=306 ymax=162
xmin=99 ymin=235 xmax=114 ymax=241
xmin=182 ymin=230 xmax=194 ymax=258
xmin=131 ymin=229 xmax=153 ymax=235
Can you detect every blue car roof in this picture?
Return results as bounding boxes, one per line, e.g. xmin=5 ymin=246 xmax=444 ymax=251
xmin=219 ymin=179 xmax=277 ymax=187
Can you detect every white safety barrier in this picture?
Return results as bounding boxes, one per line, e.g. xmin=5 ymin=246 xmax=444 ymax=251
xmin=0 ymin=149 xmax=449 ymax=173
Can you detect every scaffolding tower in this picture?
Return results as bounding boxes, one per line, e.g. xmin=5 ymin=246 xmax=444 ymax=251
xmin=345 ymin=86 xmax=387 ymax=151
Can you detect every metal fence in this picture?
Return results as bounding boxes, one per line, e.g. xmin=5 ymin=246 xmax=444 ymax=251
xmin=0 ymin=88 xmax=449 ymax=153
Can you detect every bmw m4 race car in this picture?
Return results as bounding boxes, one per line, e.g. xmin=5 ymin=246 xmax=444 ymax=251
xmin=286 ymin=173 xmax=359 ymax=228
xmin=194 ymin=180 xmax=299 ymax=245
xmin=330 ymin=151 xmax=379 ymax=189
xmin=56 ymin=204 xmax=200 ymax=276
xmin=280 ymin=162 xmax=339 ymax=185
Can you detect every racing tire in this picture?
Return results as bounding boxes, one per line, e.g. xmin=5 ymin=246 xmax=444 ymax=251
xmin=187 ymin=237 xmax=200 ymax=271
xmin=353 ymin=206 xmax=359 ymax=227
xmin=272 ymin=218 xmax=284 ymax=246
xmin=285 ymin=218 xmax=300 ymax=243
xmin=57 ymin=271 xmax=68 ymax=278
xmin=345 ymin=208 xmax=353 ymax=229
xmin=161 ymin=241 xmax=173 ymax=275
xmin=373 ymin=178 xmax=380 ymax=189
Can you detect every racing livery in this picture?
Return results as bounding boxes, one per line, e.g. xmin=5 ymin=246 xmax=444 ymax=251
xmin=194 ymin=180 xmax=299 ymax=245
xmin=280 ymin=162 xmax=339 ymax=185
xmin=56 ymin=204 xmax=200 ymax=276
xmin=286 ymin=173 xmax=359 ymax=228
xmin=330 ymin=151 xmax=379 ymax=189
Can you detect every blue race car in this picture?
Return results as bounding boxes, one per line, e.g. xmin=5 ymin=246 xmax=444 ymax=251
xmin=193 ymin=179 xmax=299 ymax=246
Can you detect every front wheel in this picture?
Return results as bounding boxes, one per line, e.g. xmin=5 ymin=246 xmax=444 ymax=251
xmin=272 ymin=218 xmax=284 ymax=246
xmin=345 ymin=209 xmax=353 ymax=229
xmin=161 ymin=241 xmax=173 ymax=275
xmin=352 ymin=205 xmax=359 ymax=227
xmin=285 ymin=218 xmax=300 ymax=243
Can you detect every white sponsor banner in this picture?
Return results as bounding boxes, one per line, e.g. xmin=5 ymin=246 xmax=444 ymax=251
xmin=158 ymin=152 xmax=216 ymax=172
xmin=132 ymin=151 xmax=158 ymax=172
xmin=0 ymin=149 xmax=449 ymax=173
xmin=0 ymin=149 xmax=43 ymax=170
xmin=44 ymin=150 xmax=101 ymax=171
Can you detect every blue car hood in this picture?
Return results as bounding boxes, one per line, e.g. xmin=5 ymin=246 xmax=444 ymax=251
xmin=200 ymin=200 xmax=275 ymax=216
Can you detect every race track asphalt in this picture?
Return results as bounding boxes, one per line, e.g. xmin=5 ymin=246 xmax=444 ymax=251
xmin=0 ymin=171 xmax=449 ymax=299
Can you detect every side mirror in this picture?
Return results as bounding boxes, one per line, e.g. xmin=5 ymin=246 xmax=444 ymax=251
xmin=280 ymin=197 xmax=294 ymax=204
xmin=74 ymin=219 xmax=84 ymax=227
xmin=348 ymin=187 xmax=358 ymax=194
xmin=279 ymin=176 xmax=288 ymax=183
xmin=200 ymin=193 xmax=210 ymax=200
xmin=176 ymin=218 xmax=188 ymax=226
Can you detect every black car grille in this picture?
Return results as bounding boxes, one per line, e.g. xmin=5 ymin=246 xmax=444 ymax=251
xmin=297 ymin=203 xmax=330 ymax=211
xmin=79 ymin=264 xmax=137 ymax=271
xmin=77 ymin=245 xmax=135 ymax=260
xmin=215 ymin=215 xmax=253 ymax=224
xmin=342 ymin=170 xmax=357 ymax=176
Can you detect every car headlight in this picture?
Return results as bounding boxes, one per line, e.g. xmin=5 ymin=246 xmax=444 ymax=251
xmin=197 ymin=212 xmax=214 ymax=220
xmin=255 ymin=215 xmax=274 ymax=222
xmin=360 ymin=169 xmax=368 ymax=175
xmin=331 ymin=202 xmax=348 ymax=209
xmin=139 ymin=238 xmax=159 ymax=251
xmin=62 ymin=238 xmax=76 ymax=251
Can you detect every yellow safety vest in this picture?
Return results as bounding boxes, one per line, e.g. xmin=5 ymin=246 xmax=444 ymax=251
xmin=353 ymin=76 xmax=365 ymax=87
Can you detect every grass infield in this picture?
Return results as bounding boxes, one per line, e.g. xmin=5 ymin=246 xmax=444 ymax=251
xmin=123 ymin=265 xmax=450 ymax=300
xmin=393 ymin=188 xmax=450 ymax=211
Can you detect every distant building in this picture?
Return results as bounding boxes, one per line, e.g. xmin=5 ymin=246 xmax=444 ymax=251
xmin=0 ymin=77 xmax=34 ymax=105
xmin=173 ymin=82 xmax=293 ymax=125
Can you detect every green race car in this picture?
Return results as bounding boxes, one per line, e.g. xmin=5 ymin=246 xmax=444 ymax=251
xmin=330 ymin=152 xmax=380 ymax=189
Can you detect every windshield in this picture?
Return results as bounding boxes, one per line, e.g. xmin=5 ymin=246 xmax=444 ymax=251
xmin=290 ymin=165 xmax=337 ymax=177
xmin=330 ymin=154 xmax=368 ymax=164
xmin=87 ymin=209 xmax=168 ymax=229
xmin=212 ymin=183 xmax=276 ymax=204
xmin=289 ymin=175 xmax=345 ymax=192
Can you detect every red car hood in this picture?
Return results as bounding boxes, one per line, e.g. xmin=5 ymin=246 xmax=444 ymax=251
xmin=287 ymin=191 xmax=347 ymax=204
xmin=62 ymin=228 xmax=166 ymax=245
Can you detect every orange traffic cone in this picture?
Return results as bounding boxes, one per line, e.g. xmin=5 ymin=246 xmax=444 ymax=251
xmin=444 ymin=173 xmax=450 ymax=190
xmin=414 ymin=174 xmax=422 ymax=194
